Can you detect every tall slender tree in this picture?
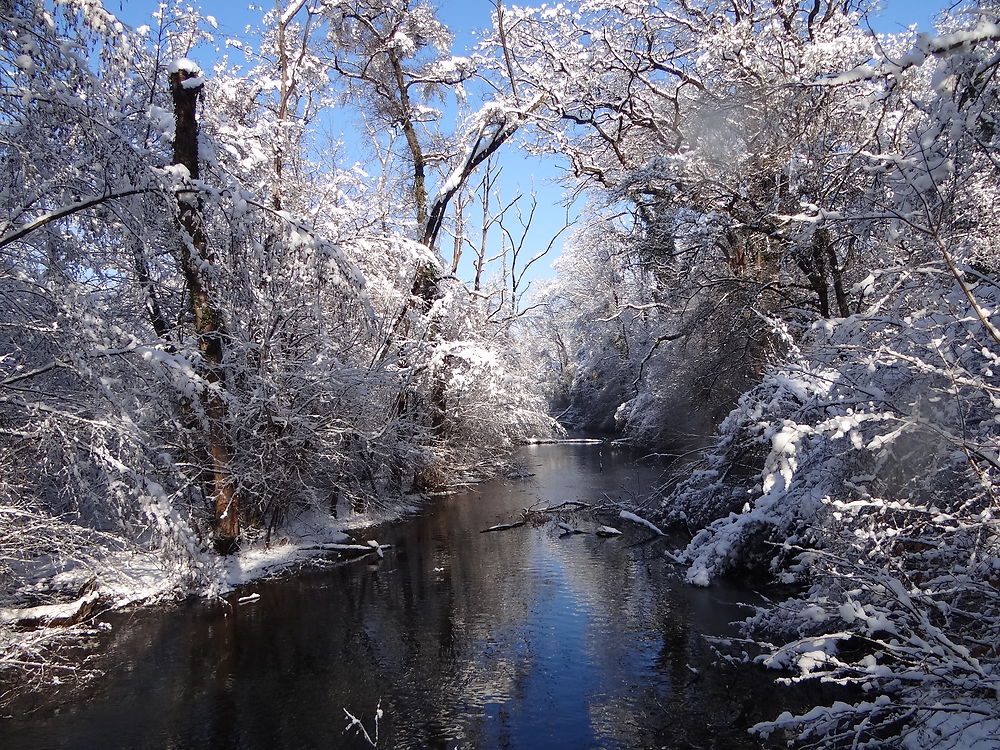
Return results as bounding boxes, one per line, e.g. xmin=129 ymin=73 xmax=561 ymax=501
xmin=169 ymin=60 xmax=241 ymax=552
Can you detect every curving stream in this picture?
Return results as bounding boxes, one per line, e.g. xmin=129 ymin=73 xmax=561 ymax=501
xmin=1 ymin=442 xmax=809 ymax=749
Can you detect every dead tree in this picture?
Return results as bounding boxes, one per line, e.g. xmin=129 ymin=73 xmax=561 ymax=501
xmin=170 ymin=63 xmax=240 ymax=553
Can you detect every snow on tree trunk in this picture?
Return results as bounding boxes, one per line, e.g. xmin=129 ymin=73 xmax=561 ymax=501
xmin=169 ymin=62 xmax=240 ymax=553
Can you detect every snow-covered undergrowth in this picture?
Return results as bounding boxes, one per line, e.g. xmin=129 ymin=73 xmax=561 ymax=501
xmin=0 ymin=492 xmax=436 ymax=706
xmin=664 ymin=263 xmax=1000 ymax=746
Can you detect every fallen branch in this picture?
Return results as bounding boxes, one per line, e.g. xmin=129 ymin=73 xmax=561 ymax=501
xmin=530 ymin=500 xmax=593 ymax=513
xmin=520 ymin=438 xmax=604 ymax=445
xmin=618 ymin=510 xmax=666 ymax=536
xmin=481 ymin=520 xmax=526 ymax=533
xmin=0 ymin=592 xmax=102 ymax=629
xmin=301 ymin=542 xmax=391 ymax=559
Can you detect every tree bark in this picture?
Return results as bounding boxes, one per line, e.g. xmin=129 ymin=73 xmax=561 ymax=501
xmin=388 ymin=52 xmax=428 ymax=228
xmin=132 ymin=242 xmax=170 ymax=342
xmin=170 ymin=67 xmax=240 ymax=553
xmin=819 ymin=229 xmax=851 ymax=317
xmin=797 ymin=229 xmax=831 ymax=318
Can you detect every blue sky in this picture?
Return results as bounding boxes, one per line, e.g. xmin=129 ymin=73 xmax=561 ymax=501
xmin=107 ymin=0 xmax=950 ymax=38
xmin=106 ymin=0 xmax=951 ymax=292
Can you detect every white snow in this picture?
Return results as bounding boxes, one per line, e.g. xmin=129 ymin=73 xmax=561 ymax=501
xmin=0 ymin=592 xmax=100 ymax=626
xmin=167 ymin=57 xmax=202 ymax=75
xmin=14 ymin=54 xmax=35 ymax=74
xmin=618 ymin=510 xmax=666 ymax=535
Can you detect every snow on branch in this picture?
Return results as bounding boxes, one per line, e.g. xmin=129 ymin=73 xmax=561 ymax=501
xmin=420 ymin=94 xmax=545 ymax=249
xmin=818 ymin=18 xmax=1000 ymax=86
xmin=0 ymin=188 xmax=157 ymax=249
xmin=618 ymin=510 xmax=665 ymax=536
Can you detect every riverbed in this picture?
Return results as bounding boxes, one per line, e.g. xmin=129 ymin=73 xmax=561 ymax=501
xmin=1 ymin=442 xmax=806 ymax=749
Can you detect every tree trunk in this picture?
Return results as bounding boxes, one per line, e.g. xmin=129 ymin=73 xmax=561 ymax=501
xmin=819 ymin=229 xmax=851 ymax=317
xmin=388 ymin=53 xmax=428 ymax=228
xmin=797 ymin=230 xmax=831 ymax=318
xmin=170 ymin=66 xmax=240 ymax=553
xmin=132 ymin=241 xmax=170 ymax=342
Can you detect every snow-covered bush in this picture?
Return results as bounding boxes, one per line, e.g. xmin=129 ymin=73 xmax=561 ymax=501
xmin=747 ymin=499 xmax=1000 ymax=749
xmin=656 ymin=6 xmax=1000 ymax=744
xmin=670 ymin=258 xmax=998 ymax=578
xmin=662 ymin=247 xmax=999 ymax=749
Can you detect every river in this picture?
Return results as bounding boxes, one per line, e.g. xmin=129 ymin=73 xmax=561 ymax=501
xmin=1 ymin=442 xmax=811 ymax=749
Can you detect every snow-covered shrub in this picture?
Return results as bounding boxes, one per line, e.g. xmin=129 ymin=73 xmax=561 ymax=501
xmin=663 ymin=253 xmax=999 ymax=746
xmin=408 ymin=277 xmax=559 ymax=479
xmin=671 ymin=256 xmax=998 ymax=572
xmin=747 ymin=499 xmax=1000 ymax=749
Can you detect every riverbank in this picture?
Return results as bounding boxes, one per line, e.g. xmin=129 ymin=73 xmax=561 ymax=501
xmin=0 ymin=440 xmax=587 ymax=708
xmin=0 ymin=492 xmax=435 ymax=706
xmin=1 ymin=442 xmax=810 ymax=748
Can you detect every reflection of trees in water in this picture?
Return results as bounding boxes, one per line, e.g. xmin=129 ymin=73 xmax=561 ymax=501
xmin=378 ymin=499 xmax=544 ymax=747
xmin=368 ymin=457 xmax=694 ymax=746
xmin=6 ymin=445 xmax=798 ymax=749
xmin=331 ymin=444 xmax=773 ymax=748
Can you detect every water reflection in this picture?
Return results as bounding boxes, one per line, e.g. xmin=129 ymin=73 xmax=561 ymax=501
xmin=1 ymin=444 xmax=799 ymax=749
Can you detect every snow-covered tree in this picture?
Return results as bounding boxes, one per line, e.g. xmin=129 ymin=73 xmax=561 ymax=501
xmin=1 ymin=0 xmax=555 ymax=696
xmin=647 ymin=6 xmax=1000 ymax=746
xmin=503 ymin=0 xmax=906 ymax=437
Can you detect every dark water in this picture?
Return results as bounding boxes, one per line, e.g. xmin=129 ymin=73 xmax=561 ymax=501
xmin=1 ymin=443 xmax=803 ymax=749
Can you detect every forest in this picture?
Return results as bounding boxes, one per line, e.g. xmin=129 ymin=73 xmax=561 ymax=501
xmin=1 ymin=0 xmax=998 ymax=747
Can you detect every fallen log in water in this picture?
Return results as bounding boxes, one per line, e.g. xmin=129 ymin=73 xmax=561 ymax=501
xmin=480 ymin=520 xmax=526 ymax=533
xmin=301 ymin=542 xmax=392 ymax=559
xmin=618 ymin=510 xmax=666 ymax=536
xmin=0 ymin=591 xmax=103 ymax=629
xmin=520 ymin=438 xmax=605 ymax=445
xmin=530 ymin=500 xmax=593 ymax=513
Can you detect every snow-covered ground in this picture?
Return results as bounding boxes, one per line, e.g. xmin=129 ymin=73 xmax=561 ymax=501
xmin=0 ymin=498 xmax=424 ymax=701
